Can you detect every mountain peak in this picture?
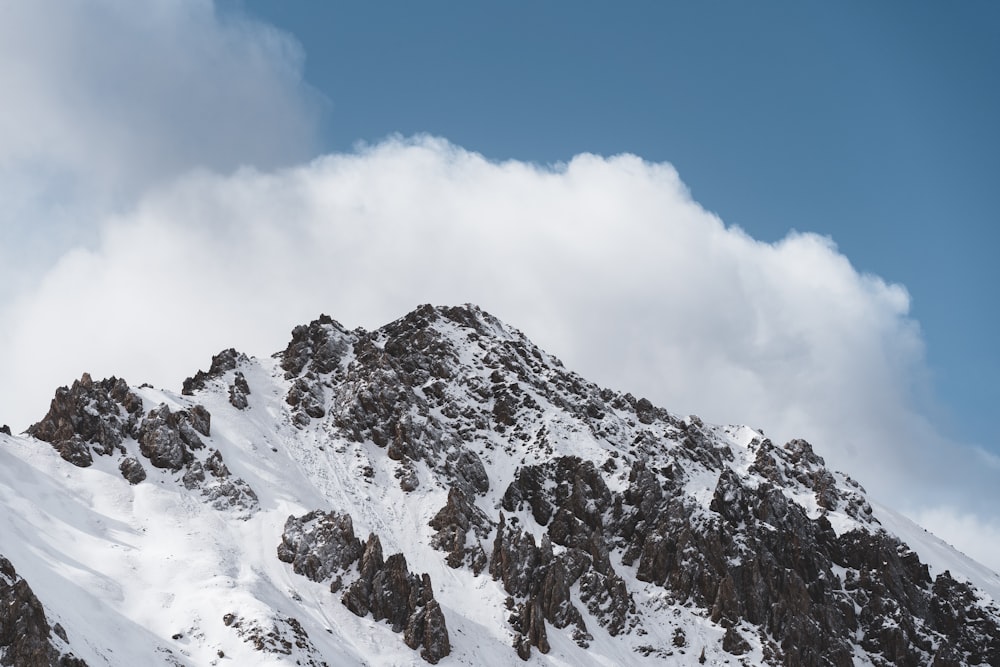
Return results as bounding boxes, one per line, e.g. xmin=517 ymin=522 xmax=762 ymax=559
xmin=3 ymin=304 xmax=999 ymax=665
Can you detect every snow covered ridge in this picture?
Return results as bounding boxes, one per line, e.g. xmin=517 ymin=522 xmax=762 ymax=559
xmin=2 ymin=303 xmax=999 ymax=666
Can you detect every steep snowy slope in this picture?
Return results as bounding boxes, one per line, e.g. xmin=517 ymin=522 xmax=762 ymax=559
xmin=1 ymin=304 xmax=998 ymax=666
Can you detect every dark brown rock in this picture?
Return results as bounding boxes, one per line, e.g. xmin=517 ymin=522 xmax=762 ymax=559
xmin=339 ymin=533 xmax=450 ymax=664
xmin=407 ymin=598 xmax=450 ymax=664
xmin=137 ymin=405 xmax=195 ymax=470
xmin=285 ymin=377 xmax=326 ymax=422
xmin=490 ymin=514 xmax=541 ymax=598
xmin=0 ymin=556 xmax=88 ymax=666
xmin=280 ymin=315 xmax=354 ymax=379
xmin=28 ymin=374 xmax=143 ymax=467
xmin=229 ymin=371 xmax=251 ymax=410
xmin=135 ymin=403 xmax=211 ymax=471
xmin=429 ymin=487 xmax=491 ymax=573
xmin=722 ymin=626 xmax=750 ymax=655
xmin=181 ymin=348 xmax=247 ymax=395
xmin=502 ymin=465 xmax=553 ymax=525
xmin=925 ymin=571 xmax=1000 ymax=665
xmin=277 ymin=511 xmax=364 ymax=583
xmin=395 ymin=461 xmax=420 ymax=492
xmin=118 ymin=456 xmax=147 ymax=485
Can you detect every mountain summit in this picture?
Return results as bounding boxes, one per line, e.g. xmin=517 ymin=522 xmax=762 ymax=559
xmin=2 ymin=304 xmax=998 ymax=666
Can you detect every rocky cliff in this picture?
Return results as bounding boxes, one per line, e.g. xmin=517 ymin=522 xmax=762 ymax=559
xmin=1 ymin=304 xmax=997 ymax=666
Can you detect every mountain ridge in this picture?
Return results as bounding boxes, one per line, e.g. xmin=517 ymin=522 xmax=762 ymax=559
xmin=1 ymin=303 xmax=998 ymax=666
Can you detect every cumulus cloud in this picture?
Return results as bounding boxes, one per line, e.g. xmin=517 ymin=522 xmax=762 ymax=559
xmin=1 ymin=2 xmax=996 ymax=572
xmin=0 ymin=0 xmax=322 ymax=292
xmin=4 ymin=135 xmax=999 ymax=575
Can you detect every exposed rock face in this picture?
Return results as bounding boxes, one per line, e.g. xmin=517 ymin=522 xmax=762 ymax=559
xmin=132 ymin=403 xmax=256 ymax=513
xmin=229 ymin=371 xmax=251 ymax=410
xmin=182 ymin=348 xmax=244 ymax=394
xmin=482 ymin=424 xmax=1000 ymax=664
xmin=181 ymin=448 xmax=259 ymax=513
xmin=279 ymin=306 xmax=491 ymax=498
xmin=224 ymin=614 xmax=327 ymax=667
xmin=278 ymin=315 xmax=355 ymax=427
xmin=118 ymin=456 xmax=147 ymax=485
xmin=750 ymin=436 xmax=872 ymax=521
xmin=277 ymin=511 xmax=364 ymax=584
xmin=28 ymin=373 xmax=142 ymax=467
xmin=29 ymin=375 xmax=257 ymax=515
xmin=837 ymin=531 xmax=1000 ymax=666
xmin=14 ymin=304 xmax=1000 ymax=666
xmin=137 ymin=403 xmax=209 ymax=471
xmin=490 ymin=457 xmax=639 ymax=658
xmin=271 ymin=304 xmax=1000 ymax=665
xmin=700 ymin=469 xmax=856 ymax=665
xmin=341 ymin=536 xmax=451 ymax=665
xmin=428 ymin=486 xmax=491 ymax=573
xmin=0 ymin=556 xmax=87 ymax=666
xmin=279 ymin=512 xmax=451 ymax=664
xmin=183 ymin=348 xmax=253 ymax=410
xmin=280 ymin=315 xmax=354 ymax=379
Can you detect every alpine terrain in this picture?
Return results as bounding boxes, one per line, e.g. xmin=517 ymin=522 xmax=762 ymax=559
xmin=1 ymin=303 xmax=998 ymax=666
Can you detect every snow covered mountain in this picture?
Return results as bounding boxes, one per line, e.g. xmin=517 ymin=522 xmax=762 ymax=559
xmin=2 ymin=303 xmax=999 ymax=666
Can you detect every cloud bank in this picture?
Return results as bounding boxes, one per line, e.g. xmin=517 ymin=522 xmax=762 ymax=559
xmin=0 ymin=1 xmax=996 ymax=571
xmin=5 ymin=138 xmax=996 ymax=547
xmin=0 ymin=0 xmax=322 ymax=294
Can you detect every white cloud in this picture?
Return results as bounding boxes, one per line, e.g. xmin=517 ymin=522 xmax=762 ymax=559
xmin=912 ymin=506 xmax=1000 ymax=575
xmin=4 ymin=136 xmax=998 ymax=576
xmin=1 ymin=3 xmax=996 ymax=573
xmin=0 ymin=0 xmax=322 ymax=293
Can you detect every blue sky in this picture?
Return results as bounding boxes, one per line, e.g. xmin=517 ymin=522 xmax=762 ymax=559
xmin=1 ymin=1 xmax=998 ymax=566
xmin=233 ymin=0 xmax=1000 ymax=448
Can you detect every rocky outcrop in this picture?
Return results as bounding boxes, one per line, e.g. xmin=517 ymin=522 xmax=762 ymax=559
xmin=0 ymin=556 xmax=87 ymax=666
xmin=229 ymin=371 xmax=251 ymax=410
xmin=280 ymin=315 xmax=355 ymax=379
xmin=750 ymin=437 xmax=873 ymax=521
xmin=182 ymin=348 xmax=243 ymax=394
xmin=277 ymin=511 xmax=364 ymax=586
xmin=180 ymin=449 xmax=259 ymax=514
xmin=137 ymin=403 xmax=210 ymax=471
xmin=428 ymin=486 xmax=491 ymax=573
xmin=490 ymin=458 xmax=640 ymax=658
xmin=278 ymin=512 xmax=451 ymax=664
xmin=224 ymin=613 xmax=327 ymax=667
xmin=182 ymin=348 xmax=254 ymax=410
xmin=608 ymin=454 xmax=860 ymax=663
xmin=278 ymin=307 xmax=492 ymax=499
xmin=267 ymin=304 xmax=1000 ymax=665
xmin=19 ymin=304 xmax=1000 ymax=666
xmin=28 ymin=374 xmax=142 ymax=467
xmin=135 ymin=404 xmax=257 ymax=513
xmin=703 ymin=470 xmax=856 ymax=665
xmin=836 ymin=530 xmax=1000 ymax=666
xmin=492 ymin=522 xmax=583 ymax=657
xmin=278 ymin=315 xmax=355 ymax=427
xmin=118 ymin=456 xmax=147 ymax=485
xmin=480 ymin=414 xmax=1000 ymax=666
xmin=29 ymin=372 xmax=257 ymax=513
xmin=342 ymin=536 xmax=451 ymax=664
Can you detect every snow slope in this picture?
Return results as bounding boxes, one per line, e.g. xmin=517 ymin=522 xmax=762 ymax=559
xmin=1 ymin=304 xmax=997 ymax=666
